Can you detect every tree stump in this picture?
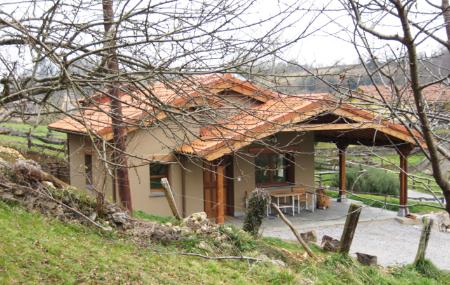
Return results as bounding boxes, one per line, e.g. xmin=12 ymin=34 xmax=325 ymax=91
xmin=356 ymin=252 xmax=377 ymax=266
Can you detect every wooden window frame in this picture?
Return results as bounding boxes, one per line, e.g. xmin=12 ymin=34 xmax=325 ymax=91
xmin=149 ymin=163 xmax=170 ymax=197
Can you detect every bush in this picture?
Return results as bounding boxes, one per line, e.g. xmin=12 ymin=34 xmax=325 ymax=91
xmin=332 ymin=168 xmax=399 ymax=196
xmin=243 ymin=188 xmax=269 ymax=237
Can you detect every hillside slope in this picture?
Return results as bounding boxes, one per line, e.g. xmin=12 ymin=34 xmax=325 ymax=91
xmin=0 ymin=149 xmax=448 ymax=284
xmin=1 ymin=201 xmax=449 ymax=285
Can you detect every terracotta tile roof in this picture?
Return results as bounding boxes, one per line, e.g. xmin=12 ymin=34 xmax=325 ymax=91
xmin=179 ymin=94 xmax=329 ymax=158
xmin=355 ymin=84 xmax=450 ymax=103
xmin=49 ymin=74 xmax=424 ymax=160
xmin=48 ymin=74 xmax=276 ymax=136
xmin=178 ymin=91 xmax=424 ymax=160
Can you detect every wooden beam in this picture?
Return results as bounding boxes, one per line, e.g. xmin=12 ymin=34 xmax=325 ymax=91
xmin=247 ymin=146 xmax=301 ymax=154
xmin=333 ymin=108 xmax=421 ymax=146
xmin=397 ymin=144 xmax=414 ymax=217
xmin=283 ymin=123 xmax=377 ymax=132
xmin=216 ymin=164 xmax=225 ymax=224
xmin=161 ymin=178 xmax=182 ymax=220
xmin=337 ymin=142 xmax=349 ymax=202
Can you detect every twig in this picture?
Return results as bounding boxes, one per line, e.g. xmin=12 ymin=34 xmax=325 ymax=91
xmin=271 ymin=203 xmax=317 ymax=259
xmin=174 ymin=252 xmax=262 ymax=262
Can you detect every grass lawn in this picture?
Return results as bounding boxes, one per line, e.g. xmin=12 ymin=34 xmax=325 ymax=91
xmin=0 ymin=122 xmax=66 ymax=157
xmin=1 ymin=201 xmax=449 ymax=284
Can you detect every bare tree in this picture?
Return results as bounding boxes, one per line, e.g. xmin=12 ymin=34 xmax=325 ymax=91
xmin=0 ymin=0 xmax=320 ymax=212
xmin=339 ymin=0 xmax=450 ymax=213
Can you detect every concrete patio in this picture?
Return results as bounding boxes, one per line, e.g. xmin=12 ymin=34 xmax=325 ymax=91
xmin=228 ymin=199 xmax=398 ymax=230
xmin=227 ymin=199 xmax=450 ymax=269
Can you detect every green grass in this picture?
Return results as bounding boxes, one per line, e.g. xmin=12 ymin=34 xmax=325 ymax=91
xmin=0 ymin=122 xmax=66 ymax=157
xmin=325 ymin=190 xmax=444 ymax=214
xmin=133 ymin=210 xmax=178 ymax=224
xmin=1 ymin=201 xmax=449 ymax=284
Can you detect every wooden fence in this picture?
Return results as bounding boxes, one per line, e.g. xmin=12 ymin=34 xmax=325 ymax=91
xmin=314 ymin=168 xmax=445 ymax=205
xmin=0 ymin=126 xmax=69 ymax=182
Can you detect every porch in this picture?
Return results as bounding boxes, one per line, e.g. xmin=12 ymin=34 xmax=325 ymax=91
xmin=199 ymin=126 xmax=417 ymax=224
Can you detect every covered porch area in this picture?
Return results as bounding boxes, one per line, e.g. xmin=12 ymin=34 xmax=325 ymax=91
xmin=178 ymin=101 xmax=423 ymax=224
xmin=198 ymin=124 xmax=418 ymax=224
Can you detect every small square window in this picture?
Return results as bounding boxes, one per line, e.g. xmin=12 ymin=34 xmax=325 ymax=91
xmin=150 ymin=163 xmax=169 ymax=196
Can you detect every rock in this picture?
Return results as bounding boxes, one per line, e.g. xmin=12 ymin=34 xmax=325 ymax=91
xmin=356 ymin=252 xmax=377 ymax=266
xmin=42 ymin=200 xmax=58 ymax=210
xmin=270 ymin=259 xmax=287 ymax=268
xmin=89 ymin=212 xmax=97 ymax=221
xmin=395 ymin=216 xmax=421 ymax=225
xmin=321 ymin=235 xmax=340 ymax=252
xmin=300 ymin=230 xmax=317 ymax=243
xmin=197 ymin=241 xmax=212 ymax=252
xmin=12 ymin=160 xmax=43 ymax=181
xmin=0 ymin=192 xmax=18 ymax=203
xmin=42 ymin=181 xmax=55 ymax=188
xmin=13 ymin=188 xmax=25 ymax=196
xmin=112 ymin=212 xmax=129 ymax=225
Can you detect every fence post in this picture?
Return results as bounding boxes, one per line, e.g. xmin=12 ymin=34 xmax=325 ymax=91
xmin=27 ymin=128 xmax=32 ymax=149
xmin=414 ymin=217 xmax=433 ymax=264
xmin=339 ymin=203 xmax=362 ymax=254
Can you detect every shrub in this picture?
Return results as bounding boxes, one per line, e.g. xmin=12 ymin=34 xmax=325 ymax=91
xmin=243 ymin=188 xmax=269 ymax=237
xmin=332 ymin=168 xmax=399 ymax=196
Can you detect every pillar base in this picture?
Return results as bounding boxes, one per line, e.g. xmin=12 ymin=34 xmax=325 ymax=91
xmin=397 ymin=206 xmax=409 ymax=217
xmin=337 ymin=194 xmax=347 ymax=202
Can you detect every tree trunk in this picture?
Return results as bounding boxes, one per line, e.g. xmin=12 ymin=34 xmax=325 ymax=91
xmin=102 ymin=0 xmax=132 ymax=212
xmin=394 ymin=0 xmax=450 ymax=215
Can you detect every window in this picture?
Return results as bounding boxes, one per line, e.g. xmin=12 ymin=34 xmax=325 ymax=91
xmin=255 ymin=153 xmax=294 ymax=186
xmin=150 ymin=163 xmax=169 ymax=195
xmin=84 ymin=154 xmax=93 ymax=190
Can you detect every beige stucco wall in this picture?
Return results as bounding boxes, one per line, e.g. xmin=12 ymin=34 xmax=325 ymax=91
xmin=124 ymin=124 xmax=191 ymax=216
xmin=67 ymin=134 xmax=114 ymax=199
xmin=183 ymin=158 xmax=204 ymax=215
xmin=233 ymin=152 xmax=255 ymax=216
xmin=67 ymin=127 xmax=316 ymax=218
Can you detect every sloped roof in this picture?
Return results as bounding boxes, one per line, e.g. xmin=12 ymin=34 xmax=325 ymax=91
xmin=178 ymin=93 xmax=424 ymax=161
xmin=355 ymin=84 xmax=450 ymax=104
xmin=49 ymin=74 xmax=424 ymax=161
xmin=48 ymin=74 xmax=276 ymax=138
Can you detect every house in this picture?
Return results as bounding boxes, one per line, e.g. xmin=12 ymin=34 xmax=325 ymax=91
xmin=48 ymin=74 xmax=424 ymax=222
xmin=354 ymin=84 xmax=450 ymax=117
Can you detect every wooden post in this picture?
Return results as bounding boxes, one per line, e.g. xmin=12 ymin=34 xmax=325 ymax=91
xmin=27 ymin=128 xmax=32 ymax=149
xmin=397 ymin=144 xmax=413 ymax=217
xmin=339 ymin=203 xmax=362 ymax=254
xmin=216 ymin=165 xmax=225 ymax=224
xmin=414 ymin=217 xmax=434 ymax=264
xmin=336 ymin=142 xmax=349 ymax=202
xmin=271 ymin=203 xmax=317 ymax=259
xmin=161 ymin=178 xmax=182 ymax=220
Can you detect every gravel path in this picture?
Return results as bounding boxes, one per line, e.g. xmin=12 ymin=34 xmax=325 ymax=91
xmin=264 ymin=219 xmax=450 ymax=270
